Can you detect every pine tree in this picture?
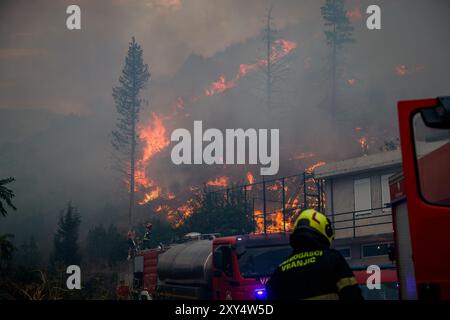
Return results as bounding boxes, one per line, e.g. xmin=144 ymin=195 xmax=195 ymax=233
xmin=0 ymin=177 xmax=16 ymax=271
xmin=112 ymin=37 xmax=151 ymax=228
xmin=0 ymin=177 xmax=16 ymax=217
xmin=321 ymin=0 xmax=354 ymax=117
xmin=51 ymin=203 xmax=82 ymax=267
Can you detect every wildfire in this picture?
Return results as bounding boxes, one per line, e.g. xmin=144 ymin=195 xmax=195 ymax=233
xmin=204 ymin=39 xmax=297 ymax=97
xmin=206 ymin=176 xmax=229 ymax=187
xmin=171 ymin=202 xmax=194 ymax=227
xmin=135 ymin=112 xmax=170 ymax=204
xmin=306 ymin=161 xmax=326 ymax=173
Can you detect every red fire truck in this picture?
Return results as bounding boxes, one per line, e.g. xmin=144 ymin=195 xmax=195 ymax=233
xmin=132 ymin=233 xmax=291 ymax=300
xmin=390 ymin=96 xmax=450 ymax=300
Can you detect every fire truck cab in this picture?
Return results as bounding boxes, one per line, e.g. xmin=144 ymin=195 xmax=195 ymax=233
xmin=390 ymin=97 xmax=450 ymax=300
xmin=212 ymin=233 xmax=291 ymax=300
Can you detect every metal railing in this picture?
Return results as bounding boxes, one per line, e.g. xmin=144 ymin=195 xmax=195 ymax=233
xmin=330 ymin=206 xmax=393 ymax=238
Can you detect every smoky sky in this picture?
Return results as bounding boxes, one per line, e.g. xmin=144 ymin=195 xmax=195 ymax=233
xmin=0 ymin=0 xmax=449 ymax=114
xmin=0 ymin=0 xmax=449 ymax=247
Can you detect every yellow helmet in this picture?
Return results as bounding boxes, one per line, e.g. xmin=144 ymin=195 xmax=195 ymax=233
xmin=293 ymin=209 xmax=334 ymax=245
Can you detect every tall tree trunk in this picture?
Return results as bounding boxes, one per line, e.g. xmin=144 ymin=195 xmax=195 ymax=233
xmin=129 ymin=74 xmax=137 ymax=228
xmin=331 ymin=23 xmax=337 ymax=120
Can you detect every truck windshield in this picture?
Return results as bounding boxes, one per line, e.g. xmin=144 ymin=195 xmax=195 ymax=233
xmin=413 ymin=112 xmax=450 ymax=206
xmin=238 ymin=245 xmax=292 ymax=278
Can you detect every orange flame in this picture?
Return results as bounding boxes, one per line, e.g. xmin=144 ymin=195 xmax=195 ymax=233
xmin=135 ymin=113 xmax=170 ymax=204
xmin=206 ymin=176 xmax=229 ymax=187
xmin=306 ymin=161 xmax=326 ymax=173
xmin=138 ymin=186 xmax=162 ymax=205
xmin=359 ymin=137 xmax=369 ymax=154
xmin=254 ymin=210 xmax=293 ymax=234
xmin=246 ymin=172 xmax=255 ymax=185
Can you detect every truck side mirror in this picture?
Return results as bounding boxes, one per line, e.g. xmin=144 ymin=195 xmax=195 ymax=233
xmin=421 ymin=96 xmax=450 ymax=129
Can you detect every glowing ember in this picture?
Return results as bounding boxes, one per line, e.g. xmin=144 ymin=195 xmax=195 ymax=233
xmin=166 ymin=192 xmax=176 ymax=200
xmin=204 ymin=39 xmax=297 ymax=96
xmin=268 ymin=184 xmax=280 ymax=191
xmin=346 ymin=7 xmax=362 ymax=22
xmin=395 ymin=65 xmax=425 ymax=77
xmin=206 ymin=176 xmax=229 ymax=187
xmin=396 ymin=65 xmax=409 ymax=77
xmin=359 ymin=137 xmax=369 ymax=154
xmin=246 ymin=172 xmax=255 ymax=185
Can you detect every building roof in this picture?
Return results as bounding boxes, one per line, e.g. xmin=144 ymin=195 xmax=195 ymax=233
xmin=314 ymin=150 xmax=402 ymax=179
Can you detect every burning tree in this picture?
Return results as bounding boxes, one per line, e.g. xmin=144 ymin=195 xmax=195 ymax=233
xmin=112 ymin=37 xmax=151 ymax=227
xmin=258 ymin=5 xmax=295 ymax=111
xmin=321 ymin=0 xmax=354 ymax=117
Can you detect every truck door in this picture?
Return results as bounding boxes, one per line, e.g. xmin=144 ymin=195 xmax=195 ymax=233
xmin=212 ymin=245 xmax=237 ymax=300
xmin=397 ymin=97 xmax=450 ymax=300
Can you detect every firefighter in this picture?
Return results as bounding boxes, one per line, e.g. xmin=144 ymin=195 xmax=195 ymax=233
xmin=127 ymin=229 xmax=136 ymax=260
xmin=142 ymin=223 xmax=152 ymax=249
xmin=266 ymin=209 xmax=363 ymax=300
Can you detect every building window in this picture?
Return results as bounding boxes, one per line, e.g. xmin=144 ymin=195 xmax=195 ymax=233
xmin=354 ymin=178 xmax=372 ymax=215
xmin=381 ymin=174 xmax=393 ymax=211
xmin=336 ymin=247 xmax=351 ymax=259
xmin=362 ymin=243 xmax=392 ymax=257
